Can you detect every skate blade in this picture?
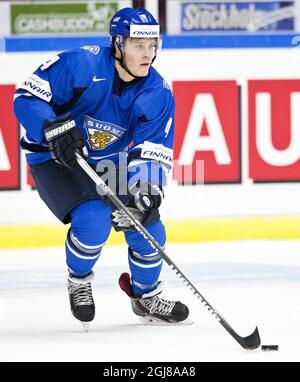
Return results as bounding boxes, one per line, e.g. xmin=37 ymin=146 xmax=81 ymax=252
xmin=139 ymin=316 xmax=194 ymax=326
xmin=81 ymin=322 xmax=90 ymax=332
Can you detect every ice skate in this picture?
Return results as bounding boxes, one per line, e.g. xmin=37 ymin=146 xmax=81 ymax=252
xmin=119 ymin=273 xmax=192 ymax=325
xmin=68 ymin=272 xmax=95 ymax=330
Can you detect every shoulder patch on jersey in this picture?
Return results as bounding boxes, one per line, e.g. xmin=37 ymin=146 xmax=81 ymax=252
xmin=18 ymin=74 xmax=52 ymax=102
xmin=80 ymin=45 xmax=100 ymax=55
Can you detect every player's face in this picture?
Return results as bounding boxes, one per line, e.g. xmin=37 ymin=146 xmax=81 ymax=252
xmin=122 ymin=38 xmax=157 ymax=77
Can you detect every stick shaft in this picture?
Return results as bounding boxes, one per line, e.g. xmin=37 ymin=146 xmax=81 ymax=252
xmin=76 ymin=153 xmax=260 ymax=349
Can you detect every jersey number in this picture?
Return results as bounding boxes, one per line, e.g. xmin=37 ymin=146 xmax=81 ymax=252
xmin=165 ymin=117 xmax=173 ymax=138
xmin=41 ymin=55 xmax=60 ymax=71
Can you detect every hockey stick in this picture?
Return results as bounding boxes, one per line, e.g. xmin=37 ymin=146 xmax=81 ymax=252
xmin=76 ymin=152 xmax=261 ymax=350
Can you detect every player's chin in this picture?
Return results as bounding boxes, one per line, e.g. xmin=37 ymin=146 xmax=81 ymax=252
xmin=137 ymin=65 xmax=150 ymax=77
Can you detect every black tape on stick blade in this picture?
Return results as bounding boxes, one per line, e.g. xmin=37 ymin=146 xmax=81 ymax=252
xmin=261 ymin=345 xmax=279 ymax=351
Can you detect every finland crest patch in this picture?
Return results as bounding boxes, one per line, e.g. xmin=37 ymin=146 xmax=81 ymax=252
xmin=84 ymin=116 xmax=126 ymax=150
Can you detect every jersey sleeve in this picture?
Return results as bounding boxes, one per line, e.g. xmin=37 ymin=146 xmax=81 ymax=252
xmin=127 ymin=84 xmax=175 ymax=188
xmin=14 ymin=50 xmax=91 ymax=144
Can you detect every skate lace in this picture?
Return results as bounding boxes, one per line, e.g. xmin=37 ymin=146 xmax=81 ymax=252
xmin=142 ymin=295 xmax=176 ymax=316
xmin=69 ymin=282 xmax=93 ymax=306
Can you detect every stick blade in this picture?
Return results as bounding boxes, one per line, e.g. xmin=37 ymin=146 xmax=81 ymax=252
xmin=239 ymin=326 xmax=261 ymax=350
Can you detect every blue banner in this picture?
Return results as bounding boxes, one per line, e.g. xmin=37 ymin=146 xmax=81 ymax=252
xmin=181 ymin=2 xmax=295 ymax=32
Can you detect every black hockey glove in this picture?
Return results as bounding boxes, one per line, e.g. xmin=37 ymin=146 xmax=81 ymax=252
xmin=111 ymin=182 xmax=164 ymax=231
xmin=44 ymin=118 xmax=88 ymax=169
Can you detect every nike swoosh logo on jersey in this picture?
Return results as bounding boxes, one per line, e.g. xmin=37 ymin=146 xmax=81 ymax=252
xmin=93 ymin=76 xmax=107 ymax=82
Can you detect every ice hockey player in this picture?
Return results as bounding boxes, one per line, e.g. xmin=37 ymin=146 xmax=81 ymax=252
xmin=14 ymin=7 xmax=189 ymax=329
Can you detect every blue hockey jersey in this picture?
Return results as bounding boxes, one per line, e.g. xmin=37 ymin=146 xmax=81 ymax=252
xmin=14 ymin=46 xmax=175 ymax=186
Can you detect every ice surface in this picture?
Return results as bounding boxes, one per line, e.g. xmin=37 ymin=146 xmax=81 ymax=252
xmin=0 ymin=240 xmax=299 ymax=362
